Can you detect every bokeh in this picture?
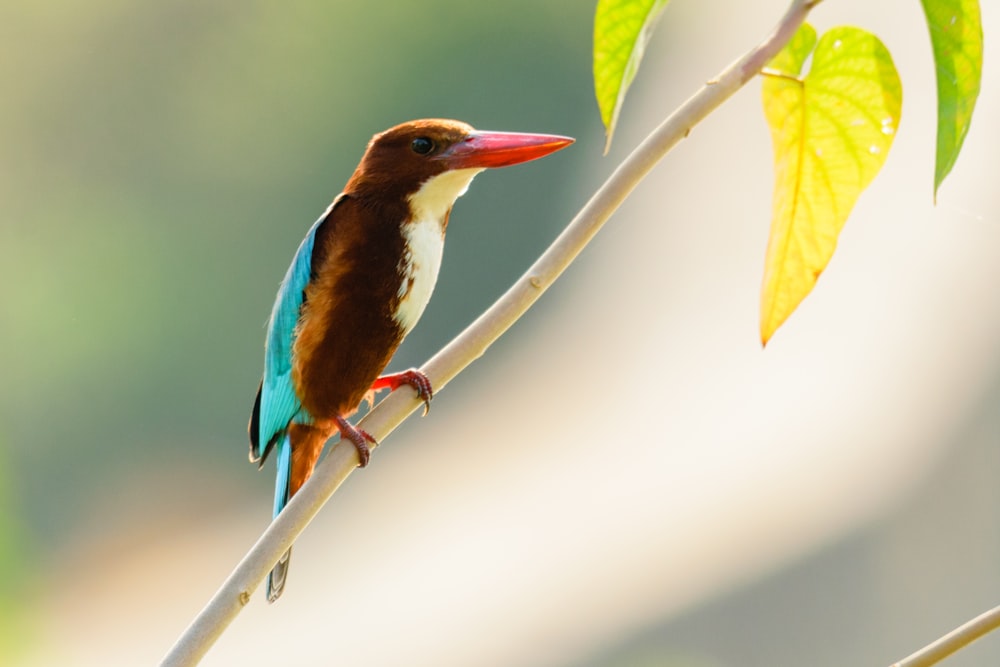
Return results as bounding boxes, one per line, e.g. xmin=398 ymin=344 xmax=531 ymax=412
xmin=2 ymin=1 xmax=998 ymax=665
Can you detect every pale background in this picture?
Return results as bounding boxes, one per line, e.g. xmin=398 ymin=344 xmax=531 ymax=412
xmin=2 ymin=1 xmax=998 ymax=665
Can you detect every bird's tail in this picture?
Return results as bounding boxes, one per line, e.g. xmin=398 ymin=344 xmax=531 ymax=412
xmin=267 ymin=433 xmax=293 ymax=602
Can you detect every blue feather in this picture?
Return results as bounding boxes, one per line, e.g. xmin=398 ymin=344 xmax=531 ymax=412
xmin=271 ymin=433 xmax=293 ymax=518
xmin=254 ymin=202 xmax=337 ymax=458
xmin=267 ymin=433 xmax=293 ymax=601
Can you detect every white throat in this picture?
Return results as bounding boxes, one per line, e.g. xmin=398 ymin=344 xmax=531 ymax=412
xmin=393 ymin=167 xmax=484 ymax=334
xmin=407 ymin=167 xmax=484 ymax=222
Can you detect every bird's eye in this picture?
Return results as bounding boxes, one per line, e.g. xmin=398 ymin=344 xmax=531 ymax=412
xmin=411 ymin=137 xmax=435 ymax=155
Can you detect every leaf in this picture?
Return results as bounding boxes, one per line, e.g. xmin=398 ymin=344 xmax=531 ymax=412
xmin=760 ymin=25 xmax=902 ymax=345
xmin=593 ymin=0 xmax=671 ymax=153
xmin=919 ymin=0 xmax=983 ymax=198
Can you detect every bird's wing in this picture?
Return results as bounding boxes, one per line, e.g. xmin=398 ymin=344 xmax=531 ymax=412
xmin=250 ymin=199 xmax=341 ymax=464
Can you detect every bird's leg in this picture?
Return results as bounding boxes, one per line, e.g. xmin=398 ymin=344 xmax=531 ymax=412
xmin=370 ymin=368 xmax=433 ymax=415
xmin=334 ymin=415 xmax=378 ymax=468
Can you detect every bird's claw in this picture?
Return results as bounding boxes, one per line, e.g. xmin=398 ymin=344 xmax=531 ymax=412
xmin=402 ymin=370 xmax=434 ymax=416
xmin=335 ymin=415 xmax=378 ymax=468
xmin=375 ymin=369 xmax=433 ymax=415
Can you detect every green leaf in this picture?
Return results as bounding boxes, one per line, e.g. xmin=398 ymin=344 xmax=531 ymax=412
xmin=760 ymin=25 xmax=902 ymax=344
xmin=919 ymin=0 xmax=983 ymax=198
xmin=593 ymin=0 xmax=671 ymax=153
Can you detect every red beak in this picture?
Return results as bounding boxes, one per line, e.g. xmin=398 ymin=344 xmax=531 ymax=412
xmin=436 ymin=131 xmax=574 ymax=169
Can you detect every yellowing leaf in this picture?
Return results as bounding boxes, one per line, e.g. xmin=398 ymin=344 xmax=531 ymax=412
xmin=920 ymin=0 xmax=983 ymax=198
xmin=593 ymin=0 xmax=671 ymax=153
xmin=760 ymin=25 xmax=902 ymax=345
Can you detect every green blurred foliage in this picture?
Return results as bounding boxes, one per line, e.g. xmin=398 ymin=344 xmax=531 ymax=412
xmin=0 ymin=0 xmax=595 ymax=552
xmin=0 ymin=444 xmax=31 ymax=662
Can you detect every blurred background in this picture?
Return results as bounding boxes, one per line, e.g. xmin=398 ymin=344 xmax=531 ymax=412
xmin=2 ymin=0 xmax=998 ymax=665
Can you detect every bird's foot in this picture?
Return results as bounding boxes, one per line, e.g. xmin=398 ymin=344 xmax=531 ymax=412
xmin=334 ymin=414 xmax=378 ymax=467
xmin=370 ymin=369 xmax=434 ymax=415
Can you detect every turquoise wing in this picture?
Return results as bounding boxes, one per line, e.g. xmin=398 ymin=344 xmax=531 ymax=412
xmin=251 ymin=200 xmax=338 ymax=462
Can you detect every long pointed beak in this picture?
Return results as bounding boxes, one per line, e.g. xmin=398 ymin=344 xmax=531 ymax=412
xmin=436 ymin=131 xmax=574 ymax=169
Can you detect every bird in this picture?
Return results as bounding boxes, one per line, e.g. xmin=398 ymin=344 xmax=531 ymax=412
xmin=248 ymin=118 xmax=574 ymax=601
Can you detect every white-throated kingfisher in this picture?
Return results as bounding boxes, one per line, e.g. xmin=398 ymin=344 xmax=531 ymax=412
xmin=248 ymin=119 xmax=573 ymax=601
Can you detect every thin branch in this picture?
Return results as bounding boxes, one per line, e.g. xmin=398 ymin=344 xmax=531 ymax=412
xmin=889 ymin=604 xmax=1000 ymax=667
xmin=160 ymin=1 xmax=817 ymax=664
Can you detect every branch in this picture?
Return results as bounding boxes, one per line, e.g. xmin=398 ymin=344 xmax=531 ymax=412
xmin=160 ymin=1 xmax=818 ymax=664
xmin=889 ymin=604 xmax=1000 ymax=667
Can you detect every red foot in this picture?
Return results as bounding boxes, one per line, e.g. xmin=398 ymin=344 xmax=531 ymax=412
xmin=335 ymin=414 xmax=378 ymax=467
xmin=370 ymin=369 xmax=434 ymax=415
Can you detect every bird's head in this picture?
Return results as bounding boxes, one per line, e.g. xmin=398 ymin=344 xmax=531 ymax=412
xmin=345 ymin=119 xmax=573 ymax=222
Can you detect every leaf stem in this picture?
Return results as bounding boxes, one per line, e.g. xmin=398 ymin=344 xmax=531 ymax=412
xmin=760 ymin=67 xmax=803 ymax=83
xmin=159 ymin=1 xmax=819 ymax=664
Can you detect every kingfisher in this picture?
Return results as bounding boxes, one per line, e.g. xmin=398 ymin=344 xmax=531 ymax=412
xmin=248 ymin=118 xmax=573 ymax=601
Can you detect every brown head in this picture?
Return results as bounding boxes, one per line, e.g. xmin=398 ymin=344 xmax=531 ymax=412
xmin=343 ymin=118 xmax=574 ymax=206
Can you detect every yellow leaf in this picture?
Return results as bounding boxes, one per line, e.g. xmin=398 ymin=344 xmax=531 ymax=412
xmin=760 ymin=25 xmax=902 ymax=345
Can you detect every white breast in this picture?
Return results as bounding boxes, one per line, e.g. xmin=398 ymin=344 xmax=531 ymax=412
xmin=394 ymin=220 xmax=444 ymax=334
xmin=393 ymin=167 xmax=483 ymax=334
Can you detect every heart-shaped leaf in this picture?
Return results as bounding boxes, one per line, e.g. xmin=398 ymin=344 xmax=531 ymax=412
xmin=760 ymin=24 xmax=902 ymax=345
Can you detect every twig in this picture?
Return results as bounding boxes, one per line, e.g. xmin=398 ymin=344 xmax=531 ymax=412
xmin=160 ymin=1 xmax=817 ymax=664
xmin=889 ymin=604 xmax=1000 ymax=667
